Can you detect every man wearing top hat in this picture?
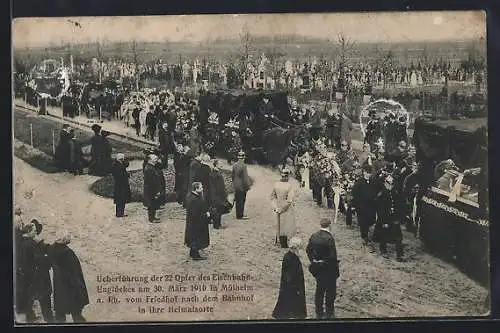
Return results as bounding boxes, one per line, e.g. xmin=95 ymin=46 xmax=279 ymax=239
xmin=351 ymin=164 xmax=378 ymax=244
xmin=232 ymin=151 xmax=252 ymax=220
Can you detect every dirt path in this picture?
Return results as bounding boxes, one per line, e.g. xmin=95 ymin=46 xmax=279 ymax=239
xmin=13 ymin=156 xmax=488 ymax=322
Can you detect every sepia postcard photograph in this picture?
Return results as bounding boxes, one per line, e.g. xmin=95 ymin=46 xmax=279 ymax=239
xmin=11 ymin=11 xmax=489 ymax=324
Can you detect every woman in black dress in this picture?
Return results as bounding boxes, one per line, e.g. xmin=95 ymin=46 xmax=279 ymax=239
xmin=272 ymin=237 xmax=307 ymax=319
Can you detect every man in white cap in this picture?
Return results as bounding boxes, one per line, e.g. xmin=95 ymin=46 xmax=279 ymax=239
xmin=271 ymin=167 xmax=296 ymax=248
xmin=232 ymin=151 xmax=252 ymax=220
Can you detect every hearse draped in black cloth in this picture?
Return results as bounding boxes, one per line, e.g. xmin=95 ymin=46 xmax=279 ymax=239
xmin=412 ymin=116 xmax=489 ymax=287
xmin=199 ymin=89 xmax=304 ymax=167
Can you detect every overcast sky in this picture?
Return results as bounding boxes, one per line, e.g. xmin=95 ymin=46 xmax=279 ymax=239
xmin=12 ymin=11 xmax=485 ymax=48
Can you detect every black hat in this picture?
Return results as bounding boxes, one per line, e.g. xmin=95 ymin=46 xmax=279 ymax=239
xmin=30 ymin=219 xmax=43 ymax=235
xmin=91 ymin=124 xmax=102 ymax=133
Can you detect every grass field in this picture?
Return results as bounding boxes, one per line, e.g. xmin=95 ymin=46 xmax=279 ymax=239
xmin=13 ymin=108 xmax=144 ymax=159
xmin=90 ymin=166 xmax=244 ymax=203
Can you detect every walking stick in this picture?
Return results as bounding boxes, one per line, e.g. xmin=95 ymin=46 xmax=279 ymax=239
xmin=275 ymin=212 xmax=281 ymax=245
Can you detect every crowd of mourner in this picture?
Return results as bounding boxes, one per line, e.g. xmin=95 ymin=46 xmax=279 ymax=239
xmin=18 ymin=67 xmax=441 ymax=320
xmin=20 ymin=84 xmax=423 ymax=321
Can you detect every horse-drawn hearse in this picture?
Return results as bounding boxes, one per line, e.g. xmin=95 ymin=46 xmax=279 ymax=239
xmin=200 ymin=89 xmax=305 ymax=166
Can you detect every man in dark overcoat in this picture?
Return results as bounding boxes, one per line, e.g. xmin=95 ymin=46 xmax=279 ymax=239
xmin=231 ymin=151 xmax=252 ymax=219
xmin=146 ymin=105 xmax=157 ymax=141
xmin=132 ymin=106 xmax=141 ymax=136
xmin=306 ymin=218 xmax=340 ymax=319
xmin=89 ymin=124 xmax=105 ymax=175
xmin=351 ymin=164 xmax=378 ymax=244
xmin=143 ymin=154 xmax=164 ymax=223
xmin=69 ymin=130 xmax=84 ymax=175
xmin=365 ymin=112 xmax=382 ymax=151
xmin=373 ymin=174 xmax=404 ymax=261
xmin=49 ymin=233 xmax=89 ymax=323
xmin=208 ymin=159 xmax=230 ymax=229
xmin=184 ymin=182 xmax=211 ymax=260
xmin=54 ymin=124 xmax=72 ymax=171
xmin=111 ymin=153 xmax=131 ymax=218
xmin=308 ymin=106 xmax=322 ymax=140
xmin=325 ymin=107 xmax=341 ymax=149
xmin=17 ymin=220 xmax=54 ymax=323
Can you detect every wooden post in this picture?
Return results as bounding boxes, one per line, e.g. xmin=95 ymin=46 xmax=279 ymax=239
xmin=30 ymin=123 xmax=33 ymax=147
xmin=52 ymin=129 xmax=56 ymax=155
xmin=99 ymin=105 xmax=102 ymax=122
xmin=24 ymin=91 xmax=27 ymax=106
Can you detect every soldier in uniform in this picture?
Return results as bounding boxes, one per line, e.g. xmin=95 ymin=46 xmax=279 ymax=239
xmin=271 ymin=168 xmax=297 ymax=248
xmin=373 ymin=175 xmax=404 ymax=261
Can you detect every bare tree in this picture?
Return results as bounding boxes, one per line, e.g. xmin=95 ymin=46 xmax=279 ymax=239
xmin=330 ymin=32 xmax=355 ymax=102
xmin=238 ymin=24 xmax=254 ymax=85
xmin=131 ymin=40 xmax=140 ymax=90
xmin=96 ymin=40 xmax=103 ymax=83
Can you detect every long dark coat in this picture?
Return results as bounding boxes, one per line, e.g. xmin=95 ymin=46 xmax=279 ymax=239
xmin=351 ymin=178 xmax=378 ymax=222
xmin=90 ymin=135 xmax=112 ymax=176
xmin=16 ymin=238 xmax=52 ymax=313
xmin=373 ymin=189 xmax=403 ymax=244
xmin=184 ymin=192 xmax=210 ymax=250
xmin=69 ymin=139 xmax=85 ymax=171
xmin=143 ymin=163 xmax=164 ymax=207
xmin=48 ymin=243 xmax=89 ymax=314
xmin=111 ymin=160 xmax=131 ymax=204
xmin=208 ymin=168 xmax=229 ymax=212
xmin=272 ymin=251 xmax=307 ymax=319
xmin=175 ymin=153 xmax=190 ymax=202
xmin=54 ymin=130 xmax=71 ymax=170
